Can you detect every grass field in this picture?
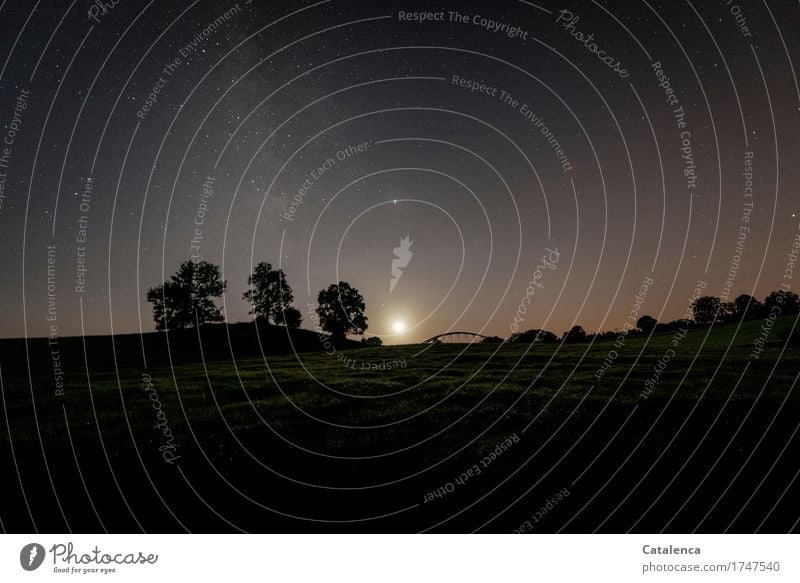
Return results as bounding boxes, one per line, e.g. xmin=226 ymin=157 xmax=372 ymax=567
xmin=1 ymin=316 xmax=798 ymax=532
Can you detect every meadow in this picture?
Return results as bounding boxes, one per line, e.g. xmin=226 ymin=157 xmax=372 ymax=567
xmin=1 ymin=316 xmax=798 ymax=533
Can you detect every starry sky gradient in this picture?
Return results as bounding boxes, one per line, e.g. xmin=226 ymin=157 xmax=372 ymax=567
xmin=0 ymin=0 xmax=798 ymax=342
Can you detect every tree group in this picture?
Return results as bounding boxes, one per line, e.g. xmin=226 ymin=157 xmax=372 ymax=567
xmin=148 ymin=263 xmax=795 ymax=346
xmin=147 ymin=260 xmax=369 ymax=339
xmin=499 ymin=289 xmax=798 ymax=346
xmin=691 ymin=290 xmax=799 ymax=324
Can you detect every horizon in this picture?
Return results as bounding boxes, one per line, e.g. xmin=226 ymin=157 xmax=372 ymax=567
xmin=3 ymin=284 xmax=793 ymax=344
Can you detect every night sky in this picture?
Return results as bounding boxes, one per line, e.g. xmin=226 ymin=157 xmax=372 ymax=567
xmin=1 ymin=0 xmax=798 ymax=343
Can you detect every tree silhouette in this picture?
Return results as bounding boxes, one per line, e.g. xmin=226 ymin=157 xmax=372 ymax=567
xmin=636 ymin=315 xmax=657 ymax=333
xmin=733 ymin=294 xmax=762 ymax=320
xmin=147 ymin=260 xmax=226 ymax=331
xmin=243 ymin=262 xmax=300 ymax=327
xmin=315 ymin=281 xmax=368 ymax=338
xmin=691 ymin=295 xmax=721 ymax=324
xmin=764 ymin=290 xmax=800 ymax=315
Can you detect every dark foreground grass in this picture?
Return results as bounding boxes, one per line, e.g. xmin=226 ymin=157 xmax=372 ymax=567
xmin=1 ymin=316 xmax=798 ymax=533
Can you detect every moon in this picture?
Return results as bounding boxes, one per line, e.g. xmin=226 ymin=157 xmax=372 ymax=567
xmin=392 ymin=320 xmax=406 ymax=333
